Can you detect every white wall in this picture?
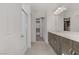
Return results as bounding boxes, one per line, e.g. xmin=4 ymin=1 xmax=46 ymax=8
xmin=47 ymin=10 xmax=64 ymax=32
xmin=55 ymin=14 xmax=64 ymax=32
xmin=47 ymin=13 xmax=56 ymax=32
xmin=44 ymin=13 xmax=48 ymax=43
xmin=62 ymin=3 xmax=79 ymax=32
xmin=31 ymin=17 xmax=36 ymax=42
xmin=70 ymin=15 xmax=79 ymax=32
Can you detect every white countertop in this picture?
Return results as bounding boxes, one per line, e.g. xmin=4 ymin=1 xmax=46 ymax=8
xmin=49 ymin=31 xmax=79 ymax=42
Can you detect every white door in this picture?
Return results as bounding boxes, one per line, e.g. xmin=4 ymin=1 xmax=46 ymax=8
xmin=21 ymin=9 xmax=28 ymax=51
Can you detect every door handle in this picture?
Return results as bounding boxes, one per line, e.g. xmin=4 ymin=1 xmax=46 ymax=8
xmin=21 ymin=35 xmax=24 ymax=38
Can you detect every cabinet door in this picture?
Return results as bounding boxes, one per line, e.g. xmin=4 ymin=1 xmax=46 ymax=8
xmin=48 ymin=32 xmax=52 ymax=43
xmin=52 ymin=34 xmax=61 ymax=55
xmin=48 ymin=33 xmax=62 ymax=55
xmin=55 ymin=37 xmax=60 ymax=54
xmin=57 ymin=36 xmax=62 ymax=55
xmin=62 ymin=38 xmax=72 ymax=54
xmin=48 ymin=32 xmax=55 ymax=48
xmin=72 ymin=41 xmax=79 ymax=55
xmin=48 ymin=33 xmax=57 ymax=54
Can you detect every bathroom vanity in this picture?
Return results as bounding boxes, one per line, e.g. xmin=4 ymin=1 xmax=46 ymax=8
xmin=48 ymin=32 xmax=79 ymax=55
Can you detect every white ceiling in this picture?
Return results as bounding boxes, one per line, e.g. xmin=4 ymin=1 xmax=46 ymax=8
xmin=27 ymin=3 xmax=79 ymax=13
xmin=28 ymin=3 xmax=79 ymax=17
xmin=30 ymin=3 xmax=58 ymax=12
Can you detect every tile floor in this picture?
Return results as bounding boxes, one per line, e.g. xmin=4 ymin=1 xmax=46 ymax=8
xmin=25 ymin=41 xmax=56 ymax=55
xmin=36 ymin=37 xmax=44 ymax=41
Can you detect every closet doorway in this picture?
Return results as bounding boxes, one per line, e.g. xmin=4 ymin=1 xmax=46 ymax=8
xmin=64 ymin=17 xmax=70 ymax=31
xmin=36 ymin=17 xmax=45 ymax=41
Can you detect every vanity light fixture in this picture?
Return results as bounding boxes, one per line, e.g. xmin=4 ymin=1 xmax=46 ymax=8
xmin=54 ymin=6 xmax=67 ymax=15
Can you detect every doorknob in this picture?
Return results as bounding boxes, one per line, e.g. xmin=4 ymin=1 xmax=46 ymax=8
xmin=21 ymin=35 xmax=24 ymax=38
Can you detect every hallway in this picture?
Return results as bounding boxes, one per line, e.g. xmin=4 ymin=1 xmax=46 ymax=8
xmin=25 ymin=41 xmax=56 ymax=55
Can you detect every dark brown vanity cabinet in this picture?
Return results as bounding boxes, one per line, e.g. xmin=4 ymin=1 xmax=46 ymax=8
xmin=62 ymin=38 xmax=73 ymax=54
xmin=48 ymin=33 xmax=55 ymax=50
xmin=48 ymin=32 xmax=79 ymax=55
xmin=72 ymin=41 xmax=79 ymax=55
xmin=56 ymin=36 xmax=62 ymax=55
xmin=48 ymin=32 xmax=62 ymax=55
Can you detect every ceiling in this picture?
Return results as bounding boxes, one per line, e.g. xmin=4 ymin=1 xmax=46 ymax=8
xmin=30 ymin=3 xmax=58 ymax=12
xmin=27 ymin=3 xmax=79 ymax=17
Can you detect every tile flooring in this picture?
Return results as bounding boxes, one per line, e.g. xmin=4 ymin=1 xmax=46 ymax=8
xmin=25 ymin=41 xmax=56 ymax=55
xmin=36 ymin=37 xmax=44 ymax=41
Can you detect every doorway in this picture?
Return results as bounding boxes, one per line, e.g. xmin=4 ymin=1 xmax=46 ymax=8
xmin=36 ymin=17 xmax=45 ymax=41
xmin=64 ymin=17 xmax=70 ymax=31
